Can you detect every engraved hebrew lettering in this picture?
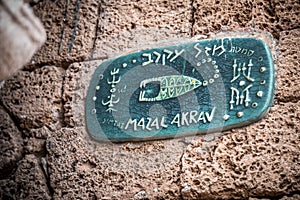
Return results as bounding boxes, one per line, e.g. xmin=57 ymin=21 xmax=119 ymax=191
xmin=142 ymin=53 xmax=153 ymax=66
xmin=86 ymin=37 xmax=275 ymax=142
xmin=212 ymin=39 xmax=226 ymax=56
xmin=229 ymin=85 xmax=253 ymax=109
xmin=231 ymin=59 xmax=254 ymax=83
xmin=101 ymin=68 xmax=121 ymax=113
xmin=194 ymin=43 xmax=202 ymax=58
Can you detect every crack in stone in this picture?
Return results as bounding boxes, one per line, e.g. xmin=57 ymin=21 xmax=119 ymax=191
xmin=40 ymin=155 xmax=54 ymax=199
xmin=89 ymin=1 xmax=101 ymax=60
xmin=0 ymin=92 xmax=25 ymax=137
xmin=68 ymin=0 xmax=81 ymax=53
xmin=177 ymin=142 xmax=188 ymax=200
xmin=0 ymin=98 xmax=25 ymax=180
xmin=276 ymin=96 xmax=300 ymax=104
xmin=58 ymin=0 xmax=70 ymax=56
xmin=59 ymin=68 xmax=68 ymax=128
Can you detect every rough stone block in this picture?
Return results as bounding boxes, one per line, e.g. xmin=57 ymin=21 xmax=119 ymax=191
xmin=181 ymin=101 xmax=300 ymax=199
xmin=0 ymin=66 xmax=64 ymax=130
xmin=279 ymin=194 xmax=300 ymax=200
xmin=23 ymin=125 xmax=51 ymax=139
xmin=63 ymin=60 xmax=100 ymax=127
xmin=46 ymin=127 xmax=184 ymax=199
xmin=276 ymin=29 xmax=300 ymax=102
xmin=0 ymin=105 xmax=23 ymax=179
xmin=193 ymin=0 xmax=252 ymax=35
xmin=24 ymin=137 xmax=45 ymax=154
xmin=30 ymin=0 xmax=99 ymax=67
xmin=92 ymin=0 xmax=192 ymax=59
xmin=251 ymin=0 xmax=299 ymax=39
xmin=192 ymin=0 xmax=300 ymax=39
xmin=14 ymin=154 xmax=51 ymax=200
xmin=0 ymin=179 xmax=17 ymax=200
xmin=0 ymin=155 xmax=51 ymax=200
xmin=274 ymin=0 xmax=299 ymax=32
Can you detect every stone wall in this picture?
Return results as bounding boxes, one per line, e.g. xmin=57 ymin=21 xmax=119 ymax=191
xmin=0 ymin=0 xmax=299 ymax=199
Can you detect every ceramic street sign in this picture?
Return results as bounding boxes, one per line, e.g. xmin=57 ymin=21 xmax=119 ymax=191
xmin=85 ymin=37 xmax=275 ymax=142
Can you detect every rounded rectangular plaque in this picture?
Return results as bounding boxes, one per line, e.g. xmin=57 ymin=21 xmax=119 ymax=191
xmin=85 ymin=37 xmax=275 ymax=142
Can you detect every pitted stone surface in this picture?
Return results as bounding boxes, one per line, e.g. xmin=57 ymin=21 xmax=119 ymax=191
xmin=279 ymin=195 xmax=300 ymax=200
xmin=193 ymin=0 xmax=251 ymax=35
xmin=0 ymin=179 xmax=17 ymax=200
xmin=47 ymin=127 xmax=184 ymax=199
xmin=29 ymin=0 xmax=192 ymax=67
xmin=0 ymin=105 xmax=23 ymax=178
xmin=273 ymin=0 xmax=300 ymax=32
xmin=92 ymin=0 xmax=191 ymax=59
xmin=63 ymin=60 xmax=100 ymax=127
xmin=30 ymin=0 xmax=99 ymax=68
xmin=0 ymin=155 xmax=51 ymax=200
xmin=14 ymin=155 xmax=51 ymax=200
xmin=250 ymin=195 xmax=300 ymax=200
xmin=0 ymin=66 xmax=63 ymax=130
xmin=192 ymin=0 xmax=300 ymax=39
xmin=181 ymin=101 xmax=300 ymax=199
xmin=24 ymin=137 xmax=46 ymax=154
xmin=276 ymin=29 xmax=300 ymax=102
xmin=23 ymin=125 xmax=51 ymax=139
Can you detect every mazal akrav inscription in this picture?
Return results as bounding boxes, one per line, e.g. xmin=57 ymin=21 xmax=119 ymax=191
xmin=86 ymin=38 xmax=275 ymax=142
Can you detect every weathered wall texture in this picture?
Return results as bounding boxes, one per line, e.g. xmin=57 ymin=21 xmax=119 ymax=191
xmin=0 ymin=0 xmax=299 ymax=199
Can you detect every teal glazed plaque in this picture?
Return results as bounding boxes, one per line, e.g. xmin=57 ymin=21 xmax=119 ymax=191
xmin=86 ymin=37 xmax=275 ymax=142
